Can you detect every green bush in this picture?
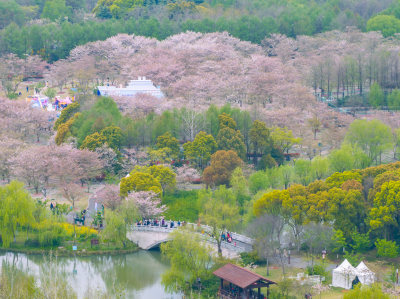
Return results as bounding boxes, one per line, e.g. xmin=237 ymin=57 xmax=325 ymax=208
xmin=306 ymin=264 xmax=327 ymax=276
xmin=375 ymin=239 xmax=399 ymax=258
xmin=240 ymin=251 xmax=264 ymax=266
xmin=343 ymin=283 xmax=390 ymax=299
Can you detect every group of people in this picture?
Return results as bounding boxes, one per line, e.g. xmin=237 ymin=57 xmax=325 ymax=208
xmin=221 ymin=231 xmax=233 ymax=243
xmin=74 ymin=209 xmax=87 ymax=226
xmin=136 ymin=218 xmax=186 ymax=229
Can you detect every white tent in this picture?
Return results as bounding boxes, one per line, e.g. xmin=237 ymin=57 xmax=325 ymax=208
xmin=332 ymin=259 xmax=357 ymax=289
xmin=356 ymin=261 xmax=375 ymax=285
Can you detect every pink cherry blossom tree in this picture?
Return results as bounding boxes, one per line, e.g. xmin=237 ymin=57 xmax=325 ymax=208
xmin=126 ymin=191 xmax=166 ymax=219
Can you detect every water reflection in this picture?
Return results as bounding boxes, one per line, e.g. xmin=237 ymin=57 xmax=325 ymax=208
xmin=0 ymin=250 xmax=180 ymax=299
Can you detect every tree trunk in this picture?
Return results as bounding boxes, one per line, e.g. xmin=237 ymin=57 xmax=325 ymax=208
xmin=217 ymin=239 xmax=222 ymax=257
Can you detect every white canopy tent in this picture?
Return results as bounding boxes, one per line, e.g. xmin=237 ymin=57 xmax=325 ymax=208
xmin=332 ymin=259 xmax=357 ymax=289
xmin=355 ymin=261 xmax=375 ymax=285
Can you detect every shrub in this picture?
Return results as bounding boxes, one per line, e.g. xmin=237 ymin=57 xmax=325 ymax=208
xmin=240 ymin=251 xmax=264 ymax=266
xmin=375 ymin=239 xmax=399 ymax=258
xmin=343 ymin=283 xmax=390 ymax=299
xmin=306 ymin=264 xmax=327 ymax=277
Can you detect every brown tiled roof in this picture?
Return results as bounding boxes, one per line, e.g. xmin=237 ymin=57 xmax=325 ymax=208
xmin=213 ymin=263 xmax=276 ymax=289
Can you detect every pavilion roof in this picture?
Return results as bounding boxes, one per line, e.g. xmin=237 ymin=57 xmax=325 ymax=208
xmin=213 ymin=263 xmax=276 ymax=289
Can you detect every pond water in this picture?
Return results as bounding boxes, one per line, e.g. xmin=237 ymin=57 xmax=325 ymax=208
xmin=0 ymin=250 xmax=180 ymax=299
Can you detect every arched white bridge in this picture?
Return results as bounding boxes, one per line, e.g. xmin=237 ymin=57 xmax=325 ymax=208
xmin=127 ymin=224 xmax=254 ymax=258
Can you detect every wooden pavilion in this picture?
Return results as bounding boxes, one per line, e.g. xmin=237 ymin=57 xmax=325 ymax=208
xmin=213 ymin=263 xmax=276 ymax=299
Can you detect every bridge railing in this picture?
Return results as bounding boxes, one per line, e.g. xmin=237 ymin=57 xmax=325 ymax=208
xmin=131 ymin=224 xmax=251 ymax=252
xmin=132 ymin=223 xmax=253 ymax=244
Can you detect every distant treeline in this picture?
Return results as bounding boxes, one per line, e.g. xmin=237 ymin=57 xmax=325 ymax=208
xmin=0 ymin=0 xmax=397 ymax=62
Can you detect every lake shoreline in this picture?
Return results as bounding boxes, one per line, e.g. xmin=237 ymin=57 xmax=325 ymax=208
xmin=0 ymin=246 xmax=140 ymax=257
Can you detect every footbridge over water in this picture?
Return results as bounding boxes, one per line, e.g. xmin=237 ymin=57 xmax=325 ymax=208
xmin=127 ymin=224 xmax=254 ymax=258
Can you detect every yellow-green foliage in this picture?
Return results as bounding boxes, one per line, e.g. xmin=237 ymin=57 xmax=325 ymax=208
xmin=120 ymin=172 xmax=162 ymax=197
xmin=325 ymin=171 xmax=362 ymax=188
xmin=360 ymin=161 xmax=400 ymax=178
xmin=343 ymin=283 xmax=390 ymax=299
xmin=54 ymin=102 xmax=80 ymax=130
xmin=80 ymin=132 xmax=107 ymax=151
xmin=35 ymin=220 xmax=98 ymax=241
xmin=120 ymin=165 xmax=176 ymax=197
xmin=253 ymin=162 xmax=400 ymax=242
xmin=55 ymin=112 xmax=81 ymax=145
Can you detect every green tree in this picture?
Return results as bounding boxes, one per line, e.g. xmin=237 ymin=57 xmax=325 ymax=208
xmin=93 ymin=0 xmax=144 ymax=18
xmin=345 ymin=119 xmax=392 ymax=164
xmin=216 ymin=127 xmax=246 ymax=159
xmin=70 ymin=97 xmax=125 ymax=147
xmin=279 ymin=164 xmax=294 ymax=189
xmin=80 ymin=132 xmax=107 ymax=151
xmin=329 ymin=145 xmax=356 ymax=173
xmin=375 ymin=239 xmax=399 ymax=258
xmin=393 ymin=128 xmax=400 ymax=160
xmin=161 ymin=228 xmax=214 ymax=294
xmin=294 ymin=159 xmax=312 ymax=185
xmin=249 ymin=120 xmax=272 ymax=165
xmin=101 ymin=125 xmax=123 ymax=150
xmin=200 ymin=186 xmax=240 ymax=256
xmin=350 ymin=230 xmax=370 ymax=253
xmin=230 ymin=167 xmax=250 ymax=215
xmin=325 ymin=171 xmax=362 ymax=188
xmin=102 ymin=211 xmax=127 ymax=247
xmin=41 ymin=0 xmax=71 ymax=21
xmin=370 ymin=180 xmax=400 ymax=239
xmin=311 ymin=156 xmax=330 ymax=180
xmin=120 ymin=172 xmax=162 ymax=197
xmin=387 ymin=89 xmax=400 ymax=110
xmin=156 ymin=132 xmax=180 ymax=159
xmin=218 ymin=112 xmax=237 ymax=130
xmin=0 ymin=181 xmax=36 ymax=248
xmin=368 ymin=82 xmax=384 ymax=107
xmin=249 ymin=171 xmax=270 ymax=194
xmin=148 ymin=165 xmax=176 ymax=195
xmin=0 ymin=1 xmax=26 ymax=30
xmin=183 ymin=131 xmax=217 ymax=168
xmin=257 ymin=154 xmax=277 ymax=170
xmin=331 ymin=229 xmax=347 ymax=253
xmin=271 ymin=126 xmax=302 ymax=154
xmin=367 ymin=15 xmax=400 ymax=37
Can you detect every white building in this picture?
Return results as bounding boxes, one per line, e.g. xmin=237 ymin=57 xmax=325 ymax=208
xmin=98 ymin=77 xmax=164 ymax=98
